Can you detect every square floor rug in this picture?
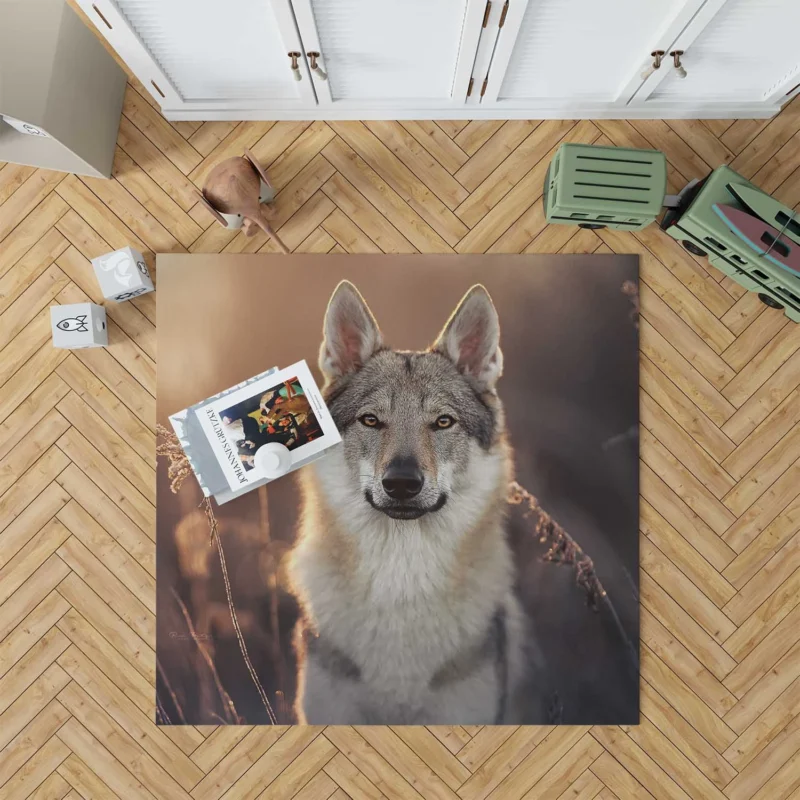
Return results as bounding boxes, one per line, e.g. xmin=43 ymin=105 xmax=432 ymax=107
xmin=156 ymin=254 xmax=639 ymax=725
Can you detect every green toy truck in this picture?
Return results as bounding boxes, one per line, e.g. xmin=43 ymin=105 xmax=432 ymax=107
xmin=660 ymin=165 xmax=800 ymax=323
xmin=543 ymin=143 xmax=667 ymax=231
xmin=544 ymin=142 xmax=800 ymax=323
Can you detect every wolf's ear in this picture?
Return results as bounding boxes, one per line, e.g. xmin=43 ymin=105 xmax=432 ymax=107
xmin=319 ymin=281 xmax=383 ymax=382
xmin=432 ymin=285 xmax=503 ymax=392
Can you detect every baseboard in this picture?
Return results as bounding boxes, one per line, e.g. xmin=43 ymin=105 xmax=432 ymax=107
xmin=162 ymin=103 xmax=780 ymax=122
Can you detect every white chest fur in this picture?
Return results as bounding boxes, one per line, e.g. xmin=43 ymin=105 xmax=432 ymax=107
xmin=293 ymin=508 xmax=511 ymax=694
xmin=291 ymin=440 xmax=516 ymax=720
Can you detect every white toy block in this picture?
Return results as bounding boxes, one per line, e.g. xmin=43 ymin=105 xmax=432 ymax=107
xmin=91 ymin=246 xmax=154 ymax=302
xmin=51 ymin=303 xmax=107 ymax=349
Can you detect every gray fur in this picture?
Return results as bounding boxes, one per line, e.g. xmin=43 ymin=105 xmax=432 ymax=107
xmin=296 ymin=620 xmax=361 ymax=681
xmin=430 ymin=608 xmax=508 ymax=725
xmin=326 ymin=348 xmax=499 ymax=443
xmin=290 ymin=281 xmax=534 ymax=725
xmin=319 ymin=281 xmax=504 ymax=519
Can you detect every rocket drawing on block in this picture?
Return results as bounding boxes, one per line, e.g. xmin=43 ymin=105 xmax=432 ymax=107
xmin=50 ymin=303 xmax=108 ymax=349
xmin=56 ymin=315 xmax=89 ymax=333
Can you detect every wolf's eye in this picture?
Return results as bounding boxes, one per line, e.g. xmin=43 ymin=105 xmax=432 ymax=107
xmin=435 ymin=415 xmax=455 ymax=429
xmin=359 ymin=414 xmax=380 ymax=428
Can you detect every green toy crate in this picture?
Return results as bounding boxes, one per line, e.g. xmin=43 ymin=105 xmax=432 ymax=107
xmin=660 ymin=165 xmax=800 ymax=323
xmin=544 ymin=143 xmax=667 ymax=231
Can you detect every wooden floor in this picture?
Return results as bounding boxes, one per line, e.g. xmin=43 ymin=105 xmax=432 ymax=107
xmin=2 ymin=78 xmax=800 ymax=800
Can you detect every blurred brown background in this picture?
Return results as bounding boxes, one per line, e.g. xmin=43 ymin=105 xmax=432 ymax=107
xmin=156 ymin=253 xmax=639 ymax=725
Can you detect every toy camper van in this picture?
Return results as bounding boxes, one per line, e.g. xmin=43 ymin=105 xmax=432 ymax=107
xmin=660 ymin=165 xmax=800 ymax=323
xmin=543 ymin=141 xmax=800 ymax=323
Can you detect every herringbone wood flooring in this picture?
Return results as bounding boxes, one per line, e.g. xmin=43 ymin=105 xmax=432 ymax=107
xmin=2 ymin=65 xmax=800 ymax=799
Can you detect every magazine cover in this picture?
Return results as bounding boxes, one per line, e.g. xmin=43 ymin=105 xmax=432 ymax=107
xmin=170 ymin=360 xmax=340 ymax=503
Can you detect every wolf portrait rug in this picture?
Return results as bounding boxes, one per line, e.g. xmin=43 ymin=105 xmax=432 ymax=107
xmin=156 ymin=254 xmax=639 ymax=726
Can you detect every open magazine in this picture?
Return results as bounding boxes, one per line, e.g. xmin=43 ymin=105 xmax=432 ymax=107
xmin=169 ymin=360 xmax=341 ymax=504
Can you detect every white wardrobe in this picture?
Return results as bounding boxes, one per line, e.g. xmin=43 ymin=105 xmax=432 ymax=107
xmin=77 ymin=0 xmax=800 ymax=120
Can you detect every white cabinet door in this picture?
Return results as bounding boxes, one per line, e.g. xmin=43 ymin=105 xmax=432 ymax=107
xmin=479 ymin=0 xmax=707 ymax=111
xmin=75 ymin=0 xmax=316 ymax=113
xmin=634 ymin=0 xmax=800 ymax=109
xmin=290 ymin=0 xmax=486 ymax=109
xmin=74 ymin=0 xmax=797 ymax=119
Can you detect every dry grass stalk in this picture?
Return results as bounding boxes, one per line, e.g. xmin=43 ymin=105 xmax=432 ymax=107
xmin=508 ymin=480 xmax=607 ymax=610
xmin=508 ymin=480 xmax=639 ymax=672
xmin=258 ymin=486 xmax=287 ymax=720
xmin=156 ymin=657 xmax=189 ymax=725
xmin=213 ymin=525 xmax=278 ymax=723
xmin=156 ymin=693 xmax=172 ymax=724
xmin=157 ymin=425 xmax=277 ymax=724
xmin=621 ymin=280 xmax=639 ymax=329
xmin=202 ymin=496 xmax=219 ymax=545
xmin=156 ymin=423 xmax=194 ymax=492
xmin=171 ymin=587 xmax=241 ymax=724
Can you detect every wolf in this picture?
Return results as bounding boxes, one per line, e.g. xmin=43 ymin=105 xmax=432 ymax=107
xmin=289 ymin=280 xmax=535 ymax=724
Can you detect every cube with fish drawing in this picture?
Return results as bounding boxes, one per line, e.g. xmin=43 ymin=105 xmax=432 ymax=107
xmin=50 ymin=302 xmax=108 ymax=349
xmin=91 ymin=246 xmax=154 ymax=302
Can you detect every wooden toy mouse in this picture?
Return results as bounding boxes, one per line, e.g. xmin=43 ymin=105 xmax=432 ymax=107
xmin=197 ymin=149 xmax=290 ymax=253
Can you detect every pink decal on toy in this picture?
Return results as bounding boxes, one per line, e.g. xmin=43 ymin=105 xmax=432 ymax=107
xmin=713 ymin=204 xmax=800 ymax=276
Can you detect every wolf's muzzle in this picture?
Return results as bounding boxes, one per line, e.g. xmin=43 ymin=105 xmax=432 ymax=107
xmin=381 ymin=457 xmax=424 ymax=500
xmin=364 ymin=488 xmax=447 ymax=520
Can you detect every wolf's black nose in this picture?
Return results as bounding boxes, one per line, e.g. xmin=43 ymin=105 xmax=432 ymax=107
xmin=382 ymin=459 xmax=424 ymax=500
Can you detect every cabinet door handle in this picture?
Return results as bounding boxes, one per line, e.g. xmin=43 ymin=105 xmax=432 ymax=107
xmin=670 ymin=50 xmax=687 ymax=79
xmin=288 ymin=52 xmax=302 ymax=81
xmin=307 ymin=52 xmax=328 ymax=81
xmin=92 ymin=4 xmax=113 ymax=29
xmin=641 ymin=50 xmax=665 ymax=81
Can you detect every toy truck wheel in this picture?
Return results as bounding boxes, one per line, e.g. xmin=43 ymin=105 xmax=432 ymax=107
xmin=681 ymin=240 xmax=707 ymax=257
xmin=578 ymin=223 xmax=606 ymax=230
xmin=758 ymin=293 xmax=784 ymax=310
